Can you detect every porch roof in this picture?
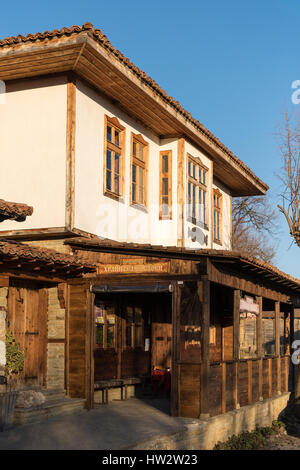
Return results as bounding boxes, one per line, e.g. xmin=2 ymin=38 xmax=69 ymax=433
xmin=65 ymin=237 xmax=300 ymax=294
xmin=0 ymin=199 xmax=33 ymax=222
xmin=0 ymin=238 xmax=96 ymax=278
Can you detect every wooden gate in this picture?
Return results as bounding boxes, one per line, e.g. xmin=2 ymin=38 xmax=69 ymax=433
xmin=7 ymin=280 xmax=48 ymax=388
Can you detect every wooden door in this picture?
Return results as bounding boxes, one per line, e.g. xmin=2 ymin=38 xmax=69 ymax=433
xmin=7 ymin=281 xmax=48 ymax=388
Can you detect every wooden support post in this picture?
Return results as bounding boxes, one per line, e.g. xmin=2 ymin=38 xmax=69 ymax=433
xmin=233 ymin=290 xmax=240 ymax=360
xmin=221 ymin=362 xmax=226 ymax=414
xmin=275 ymin=301 xmax=281 ymax=394
xmin=233 ymin=289 xmax=240 ymax=408
xmin=290 ymin=305 xmax=297 ymax=396
xmin=200 ymin=277 xmax=210 ymax=419
xmin=248 ymin=360 xmax=252 ymax=405
xmin=171 ymin=281 xmax=181 ymax=417
xmin=257 ymin=296 xmax=263 ymax=400
xmin=268 ymin=358 xmax=272 ymax=398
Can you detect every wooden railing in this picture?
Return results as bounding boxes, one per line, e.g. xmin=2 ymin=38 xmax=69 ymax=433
xmin=208 ymin=355 xmax=290 ymax=417
xmin=176 ymin=355 xmax=291 ymax=418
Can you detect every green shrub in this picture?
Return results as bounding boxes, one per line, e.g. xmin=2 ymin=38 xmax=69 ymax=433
xmin=214 ymin=421 xmax=286 ymax=450
xmin=5 ymin=330 xmax=24 ymax=376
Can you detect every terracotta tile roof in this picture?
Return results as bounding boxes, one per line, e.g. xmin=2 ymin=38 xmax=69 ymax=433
xmin=0 ymin=23 xmax=268 ymax=192
xmin=0 ymin=199 xmax=33 ymax=222
xmin=65 ymin=237 xmax=300 ymax=291
xmin=0 ymin=238 xmax=96 ymax=275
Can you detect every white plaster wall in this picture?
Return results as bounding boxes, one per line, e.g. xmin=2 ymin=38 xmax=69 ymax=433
xmin=0 ymin=76 xmax=67 ymax=231
xmin=75 ymin=80 xmax=178 ymax=246
xmin=212 ymin=178 xmax=232 ymax=250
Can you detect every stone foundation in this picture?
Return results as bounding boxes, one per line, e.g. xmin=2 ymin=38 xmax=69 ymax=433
xmin=130 ymin=392 xmax=291 ymax=450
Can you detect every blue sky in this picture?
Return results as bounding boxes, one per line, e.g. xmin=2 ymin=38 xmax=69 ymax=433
xmin=1 ymin=0 xmax=299 ymax=276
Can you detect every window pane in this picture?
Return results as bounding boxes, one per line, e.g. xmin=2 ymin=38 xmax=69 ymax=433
xmin=107 ymin=126 xmax=112 ymax=142
xmin=95 ymin=305 xmax=104 ymax=347
xmin=138 ymin=144 xmax=144 ymax=161
xmin=192 ymin=184 xmax=196 ymax=218
xmin=132 ymin=183 xmax=136 ymax=202
xmin=106 ymin=171 xmax=111 ymax=191
xmin=115 ymin=130 xmax=119 ymax=146
xmin=106 ymin=150 xmax=112 ymax=170
xmin=114 ymin=154 xmax=120 ymax=174
xmin=162 ymin=196 xmax=169 ymax=217
xmin=192 ymin=164 xmax=196 ymax=179
xmin=132 ymin=141 xmax=136 ymax=157
xmin=162 ymin=177 xmax=168 ymax=196
xmin=107 ymin=314 xmax=115 ymax=348
xmin=126 ymin=307 xmax=133 ymax=347
xmin=188 ymin=161 xmax=191 ymax=176
xmin=132 ymin=164 xmax=136 ymax=182
xmin=139 ymin=167 xmax=144 ymax=204
xmin=162 ymin=155 xmax=169 ymax=173
xmin=114 ymin=175 xmax=119 ymax=194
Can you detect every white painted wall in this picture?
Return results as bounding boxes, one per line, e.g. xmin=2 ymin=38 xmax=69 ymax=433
xmin=0 ymin=76 xmax=67 ymax=231
xmin=75 ymin=80 xmax=179 ymax=247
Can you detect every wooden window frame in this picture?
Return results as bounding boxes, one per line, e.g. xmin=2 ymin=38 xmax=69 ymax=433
xmin=186 ymin=153 xmax=208 ymax=228
xmin=130 ymin=132 xmax=149 ymax=210
xmin=103 ymin=115 xmax=125 ymax=201
xmin=124 ymin=304 xmax=144 ymax=350
xmin=159 ymin=150 xmax=172 ymax=220
xmin=213 ymin=188 xmax=223 ymax=244
xmin=94 ymin=302 xmax=116 ymax=349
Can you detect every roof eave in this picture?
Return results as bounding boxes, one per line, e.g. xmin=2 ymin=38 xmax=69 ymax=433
xmin=0 ymin=29 xmax=268 ymax=196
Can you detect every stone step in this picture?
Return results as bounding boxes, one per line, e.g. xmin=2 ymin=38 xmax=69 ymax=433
xmin=40 ymin=389 xmax=67 ymax=402
xmin=14 ymin=397 xmax=85 ymax=426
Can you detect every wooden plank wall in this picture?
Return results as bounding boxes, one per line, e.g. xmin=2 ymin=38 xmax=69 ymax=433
xmin=178 ymin=363 xmax=201 ymax=418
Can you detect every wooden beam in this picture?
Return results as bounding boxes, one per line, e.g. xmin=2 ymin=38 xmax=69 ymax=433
xmin=177 ymin=138 xmax=185 ymax=247
xmin=66 ymin=73 xmax=76 ymax=230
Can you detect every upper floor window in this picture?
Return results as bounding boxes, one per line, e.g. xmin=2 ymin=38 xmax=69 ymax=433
xmin=131 ymin=133 xmax=149 ymax=207
xmin=187 ymin=154 xmax=208 ymax=226
xmin=159 ymin=150 xmax=172 ymax=219
xmin=213 ymin=189 xmax=222 ymax=243
xmin=104 ymin=115 xmax=125 ymax=199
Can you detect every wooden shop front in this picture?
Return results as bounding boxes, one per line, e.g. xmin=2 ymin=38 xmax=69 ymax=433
xmin=66 ymin=238 xmax=299 ymax=418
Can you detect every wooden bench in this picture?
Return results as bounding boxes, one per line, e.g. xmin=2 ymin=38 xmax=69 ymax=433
xmin=94 ymin=377 xmax=145 ymax=404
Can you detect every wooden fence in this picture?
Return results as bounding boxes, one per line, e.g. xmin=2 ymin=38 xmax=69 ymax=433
xmin=177 ymin=355 xmax=290 ymax=418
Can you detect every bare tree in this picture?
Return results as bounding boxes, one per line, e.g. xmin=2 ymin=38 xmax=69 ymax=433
xmin=276 ymin=110 xmax=300 ymax=246
xmin=232 ymin=195 xmax=277 ymax=263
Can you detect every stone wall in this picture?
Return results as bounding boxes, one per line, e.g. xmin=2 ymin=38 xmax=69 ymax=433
xmin=46 ymin=286 xmax=66 ymax=390
xmin=131 ymin=392 xmax=291 ymax=450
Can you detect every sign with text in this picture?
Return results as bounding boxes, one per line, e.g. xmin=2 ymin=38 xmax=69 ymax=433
xmin=97 ymin=262 xmax=169 ymax=275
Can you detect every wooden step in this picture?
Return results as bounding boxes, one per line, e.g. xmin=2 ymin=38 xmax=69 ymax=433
xmin=14 ymin=397 xmax=85 ymax=425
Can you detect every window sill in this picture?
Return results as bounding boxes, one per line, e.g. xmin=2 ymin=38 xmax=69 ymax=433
xmin=130 ymin=202 xmax=148 ymax=213
xmin=213 ymin=239 xmax=223 ymax=246
xmin=104 ymin=190 xmax=124 ymax=203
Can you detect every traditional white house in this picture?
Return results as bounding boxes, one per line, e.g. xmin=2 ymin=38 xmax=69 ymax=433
xmin=0 ymin=24 xmax=298 ymax=436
